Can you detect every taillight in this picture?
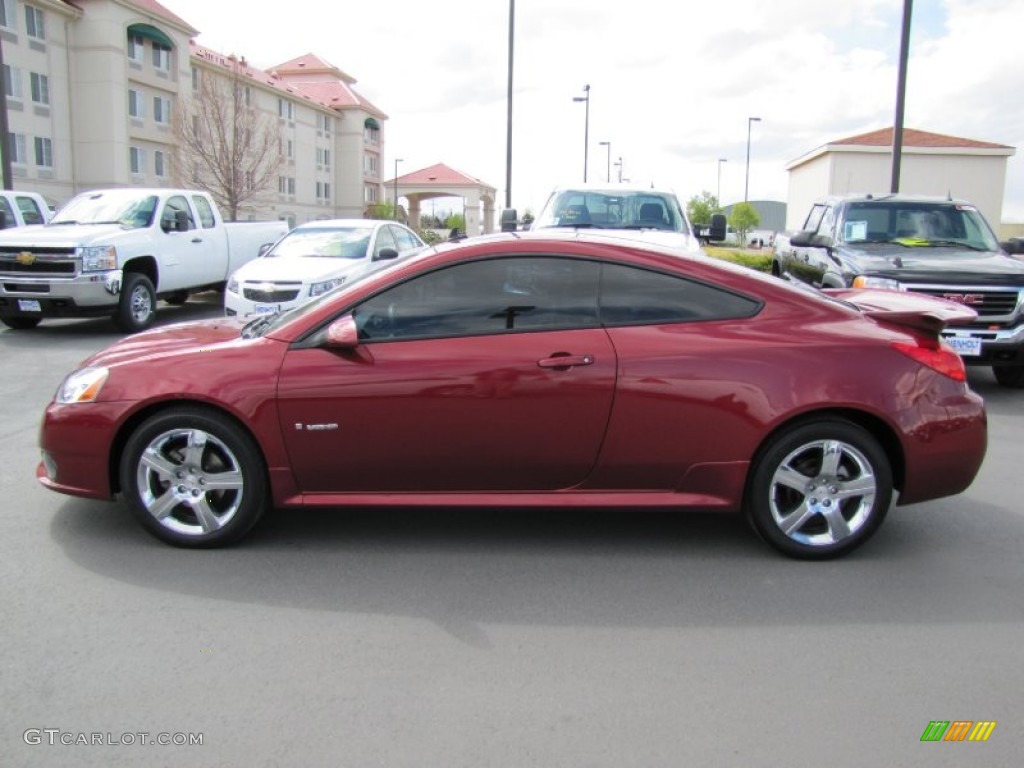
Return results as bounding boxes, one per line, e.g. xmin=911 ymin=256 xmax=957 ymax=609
xmin=891 ymin=340 xmax=966 ymax=381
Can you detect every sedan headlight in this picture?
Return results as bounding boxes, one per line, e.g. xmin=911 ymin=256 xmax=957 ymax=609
xmin=80 ymin=245 xmax=118 ymax=272
xmin=310 ymin=277 xmax=345 ymax=297
xmin=227 ymin=276 xmax=239 ymax=294
xmin=56 ymin=367 xmax=109 ymax=404
xmin=852 ymin=275 xmax=903 ymax=291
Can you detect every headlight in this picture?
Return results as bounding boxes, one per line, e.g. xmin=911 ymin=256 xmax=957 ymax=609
xmin=227 ymin=276 xmax=239 ymax=294
xmin=80 ymin=245 xmax=117 ymax=272
xmin=310 ymin=277 xmax=345 ymax=297
xmin=852 ymin=275 xmax=903 ymax=291
xmin=56 ymin=367 xmax=109 ymax=404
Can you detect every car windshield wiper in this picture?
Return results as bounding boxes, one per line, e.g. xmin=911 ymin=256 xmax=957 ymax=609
xmin=241 ymin=313 xmax=279 ymax=339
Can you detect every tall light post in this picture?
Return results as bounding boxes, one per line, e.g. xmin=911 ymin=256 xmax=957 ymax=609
xmin=505 ymin=0 xmax=515 ymax=208
xmin=573 ymin=84 xmax=590 ymax=183
xmin=717 ymin=157 xmax=727 ymax=204
xmin=744 ymin=117 xmax=761 ymax=203
xmin=598 ymin=141 xmax=611 ymax=183
xmin=393 ymin=158 xmax=402 ymax=220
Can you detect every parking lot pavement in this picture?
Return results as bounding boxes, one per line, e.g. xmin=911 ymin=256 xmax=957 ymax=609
xmin=2 ymin=306 xmax=1022 ymax=767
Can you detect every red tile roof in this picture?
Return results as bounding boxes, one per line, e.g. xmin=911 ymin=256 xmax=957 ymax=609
xmin=834 ymin=127 xmax=1012 ymax=150
xmin=390 ymin=163 xmax=494 ymax=188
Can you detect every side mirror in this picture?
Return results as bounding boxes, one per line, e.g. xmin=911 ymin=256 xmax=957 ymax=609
xmin=500 ymin=208 xmax=518 ymax=232
xmin=789 ymin=230 xmax=832 ymax=248
xmin=258 ymin=243 xmax=273 ymax=257
xmin=706 ymin=213 xmax=727 ymax=242
xmin=1000 ymin=239 xmax=1022 ymax=255
xmin=324 ymin=314 xmax=360 ymax=349
xmin=374 ymin=247 xmax=399 ymax=261
xmin=174 ymin=209 xmax=190 ymax=232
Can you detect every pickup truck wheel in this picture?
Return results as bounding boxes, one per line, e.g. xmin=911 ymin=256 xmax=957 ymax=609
xmin=2 ymin=317 xmax=41 ymax=330
xmin=119 ymin=407 xmax=268 ymax=547
xmin=993 ymin=365 xmax=1024 ymax=388
xmin=746 ymin=420 xmax=891 ymax=559
xmin=115 ymin=273 xmax=156 ymax=333
xmin=164 ymin=291 xmax=189 ymax=306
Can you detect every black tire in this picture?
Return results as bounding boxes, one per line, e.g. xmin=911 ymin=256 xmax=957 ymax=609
xmin=114 ymin=272 xmax=156 ymax=333
xmin=164 ymin=291 xmax=189 ymax=306
xmin=993 ymin=365 xmax=1024 ymax=388
xmin=2 ymin=316 xmax=41 ymax=330
xmin=746 ymin=420 xmax=892 ymax=559
xmin=119 ymin=407 xmax=268 ymax=547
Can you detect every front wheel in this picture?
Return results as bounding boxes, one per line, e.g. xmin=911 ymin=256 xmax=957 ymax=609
xmin=114 ymin=273 xmax=156 ymax=333
xmin=119 ymin=407 xmax=268 ymax=547
xmin=993 ymin=365 xmax=1024 ymax=388
xmin=746 ymin=420 xmax=892 ymax=559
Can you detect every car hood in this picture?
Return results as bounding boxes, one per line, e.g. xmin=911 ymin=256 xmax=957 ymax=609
xmin=839 ymin=243 xmax=1024 ymax=284
xmin=83 ymin=316 xmax=251 ymax=368
xmin=0 ymin=223 xmax=129 ymax=247
xmin=231 ymin=255 xmax=370 ymax=283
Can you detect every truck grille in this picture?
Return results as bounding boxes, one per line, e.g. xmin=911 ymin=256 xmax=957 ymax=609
xmin=243 ymin=285 xmax=301 ymax=303
xmin=906 ymin=287 xmax=1022 ymax=321
xmin=0 ymin=248 xmax=79 ymax=277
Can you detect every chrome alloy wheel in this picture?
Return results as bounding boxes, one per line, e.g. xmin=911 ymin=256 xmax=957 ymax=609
xmin=136 ymin=427 xmax=245 ymax=536
xmin=768 ymin=439 xmax=877 ymax=547
xmin=128 ymin=283 xmax=153 ymax=325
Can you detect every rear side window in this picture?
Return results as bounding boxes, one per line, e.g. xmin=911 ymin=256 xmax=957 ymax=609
xmin=599 ymin=263 xmax=760 ymax=325
xmin=191 ymin=195 xmax=216 ymax=229
xmin=15 ymin=196 xmax=44 ymax=224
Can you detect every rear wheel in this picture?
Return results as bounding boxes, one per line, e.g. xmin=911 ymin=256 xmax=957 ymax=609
xmin=746 ymin=420 xmax=892 ymax=559
xmin=993 ymin=365 xmax=1024 ymax=388
xmin=119 ymin=407 xmax=268 ymax=547
xmin=2 ymin=316 xmax=41 ymax=330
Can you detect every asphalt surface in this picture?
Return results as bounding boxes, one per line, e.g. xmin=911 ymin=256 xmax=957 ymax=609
xmin=2 ymin=294 xmax=1022 ymax=767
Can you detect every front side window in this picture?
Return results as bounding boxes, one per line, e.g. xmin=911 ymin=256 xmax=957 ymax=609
xmin=25 ymin=5 xmax=44 ymax=39
xmin=354 ymin=257 xmax=601 ymax=342
xmin=600 ymin=263 xmax=761 ymax=325
xmin=161 ymin=196 xmax=195 ymax=231
xmin=30 ymin=72 xmax=48 ymax=105
xmin=33 ymin=136 xmax=52 ymax=168
xmin=16 ymin=195 xmax=45 ymax=224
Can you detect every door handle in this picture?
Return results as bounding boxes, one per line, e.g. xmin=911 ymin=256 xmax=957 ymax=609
xmin=538 ymin=353 xmax=594 ymax=370
xmin=191 ymin=237 xmax=203 ymax=244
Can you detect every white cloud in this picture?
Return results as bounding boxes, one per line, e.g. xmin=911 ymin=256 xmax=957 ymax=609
xmin=161 ymin=0 xmax=1024 ymax=222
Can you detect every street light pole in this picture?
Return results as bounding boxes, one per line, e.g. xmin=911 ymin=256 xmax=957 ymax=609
xmin=599 ymin=141 xmax=611 ymax=183
xmin=717 ymin=157 xmax=727 ymax=204
xmin=573 ymin=84 xmax=590 ymax=183
xmin=393 ymin=158 xmax=402 ymax=220
xmin=744 ymin=117 xmax=761 ymax=203
xmin=505 ymin=0 xmax=515 ymax=209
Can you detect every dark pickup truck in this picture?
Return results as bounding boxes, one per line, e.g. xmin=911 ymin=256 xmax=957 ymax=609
xmin=775 ymin=194 xmax=1024 ymax=387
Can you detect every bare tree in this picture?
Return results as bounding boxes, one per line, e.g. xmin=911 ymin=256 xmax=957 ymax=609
xmin=173 ymin=58 xmax=283 ymax=221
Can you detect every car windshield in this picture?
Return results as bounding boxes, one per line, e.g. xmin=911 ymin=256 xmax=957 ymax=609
xmin=50 ymin=190 xmax=158 ymax=229
xmin=266 ymin=226 xmax=374 ymax=259
xmin=534 ymin=190 xmax=685 ymax=232
xmin=840 ymin=201 xmax=1000 ymax=251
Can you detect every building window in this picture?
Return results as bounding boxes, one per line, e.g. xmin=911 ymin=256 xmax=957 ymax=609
xmin=25 ymin=5 xmax=44 ymax=40
xmin=3 ymin=65 xmax=21 ymax=100
xmin=317 ymin=113 xmax=332 ymax=136
xmin=317 ymin=147 xmax=330 ymax=169
xmin=364 ymin=124 xmax=380 ymax=143
xmin=244 ymin=86 xmax=251 ymax=106
xmin=1 ymin=0 xmax=15 ymax=30
xmin=154 ymin=150 xmax=166 ymax=178
xmin=128 ymin=34 xmax=145 ymax=62
xmin=364 ymin=184 xmax=378 ymax=204
xmin=316 ymin=181 xmax=331 ymax=202
xmin=30 ymin=73 xmax=49 ymax=105
xmin=278 ymin=99 xmax=294 ymax=120
xmin=128 ymin=89 xmax=145 ymax=119
xmin=153 ymin=96 xmax=171 ymax=124
xmin=34 ymin=136 xmax=52 ymax=168
xmin=191 ymin=66 xmax=199 ymax=90
xmin=152 ymin=43 xmax=171 ymax=72
xmin=364 ymin=153 xmax=378 ymax=175
xmin=130 ymin=146 xmax=145 ymax=175
xmin=278 ymin=176 xmax=295 ymax=195
xmin=8 ymin=132 xmax=27 ymax=164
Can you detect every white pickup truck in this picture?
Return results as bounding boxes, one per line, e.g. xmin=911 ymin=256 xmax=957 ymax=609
xmin=0 ymin=188 xmax=287 ymax=332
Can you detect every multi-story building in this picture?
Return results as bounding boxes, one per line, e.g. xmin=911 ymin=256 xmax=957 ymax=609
xmin=1 ymin=0 xmax=386 ymax=223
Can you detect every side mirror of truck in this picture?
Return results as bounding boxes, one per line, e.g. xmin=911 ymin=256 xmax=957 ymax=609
xmin=500 ymin=209 xmax=518 ymax=232
xmin=1000 ymin=239 xmax=1022 ymax=255
xmin=175 ymin=210 xmax=190 ymax=232
xmin=706 ymin=213 xmax=727 ymax=242
xmin=790 ymin=230 xmax=832 ymax=249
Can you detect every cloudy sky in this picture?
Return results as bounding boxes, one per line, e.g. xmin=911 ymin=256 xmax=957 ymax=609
xmin=159 ymin=0 xmax=1024 ymax=222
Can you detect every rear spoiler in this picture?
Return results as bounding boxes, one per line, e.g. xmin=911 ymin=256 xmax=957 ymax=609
xmin=822 ymin=288 xmax=977 ymax=335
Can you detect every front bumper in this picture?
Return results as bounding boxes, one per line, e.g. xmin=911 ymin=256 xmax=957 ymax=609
xmin=0 ymin=271 xmax=121 ymax=318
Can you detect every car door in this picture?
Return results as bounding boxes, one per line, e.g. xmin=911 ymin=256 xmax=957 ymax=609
xmin=157 ymin=195 xmax=219 ymax=289
xmin=790 ymin=204 xmax=837 ymax=288
xmin=276 ymin=256 xmax=617 ymax=493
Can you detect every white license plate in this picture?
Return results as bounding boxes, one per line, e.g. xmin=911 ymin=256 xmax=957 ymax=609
xmin=254 ymin=304 xmax=278 ymax=315
xmin=17 ymin=299 xmax=42 ymax=312
xmin=945 ymin=336 xmax=982 ymax=357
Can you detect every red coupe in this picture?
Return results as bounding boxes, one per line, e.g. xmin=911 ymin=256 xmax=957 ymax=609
xmin=38 ymin=232 xmax=987 ymax=558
